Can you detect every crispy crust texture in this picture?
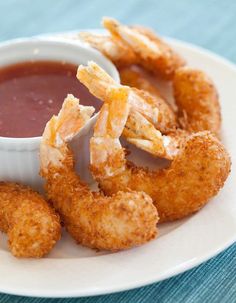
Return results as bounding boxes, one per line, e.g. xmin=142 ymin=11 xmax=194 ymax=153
xmin=0 ymin=182 xmax=61 ymax=258
xmin=173 ymin=67 xmax=221 ymax=137
xmin=132 ymin=25 xmax=186 ymax=80
xmin=119 ymin=66 xmax=163 ymax=97
xmin=40 ymin=95 xmax=158 ymax=251
xmin=102 ymin=18 xmax=185 ymax=79
xmin=44 ymin=159 xmax=158 ymax=251
xmin=97 ymin=132 xmax=231 ymax=222
xmin=119 ymin=66 xmax=177 ymax=132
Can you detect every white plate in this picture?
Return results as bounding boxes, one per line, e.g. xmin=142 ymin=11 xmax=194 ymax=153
xmin=0 ymin=31 xmax=236 ymax=298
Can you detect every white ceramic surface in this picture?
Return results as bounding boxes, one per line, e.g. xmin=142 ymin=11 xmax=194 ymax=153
xmin=0 ymin=33 xmax=235 ymax=298
xmin=0 ymin=38 xmax=119 ymax=190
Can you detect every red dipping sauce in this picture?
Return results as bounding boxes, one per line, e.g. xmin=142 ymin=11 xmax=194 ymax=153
xmin=0 ymin=61 xmax=101 ymax=138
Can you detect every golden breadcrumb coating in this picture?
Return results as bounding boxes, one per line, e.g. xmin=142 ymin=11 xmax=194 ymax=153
xmin=102 ymin=17 xmax=185 ymax=79
xmin=119 ymin=66 xmax=163 ymax=97
xmin=44 ymin=163 xmax=158 ymax=250
xmin=173 ymin=67 xmax=221 ymax=137
xmin=77 ymin=62 xmax=178 ymax=159
xmin=40 ymin=95 xmax=158 ymax=251
xmin=80 ymin=18 xmax=185 ymax=79
xmin=0 ymin=182 xmax=61 ymax=258
xmin=78 ymin=21 xmax=230 ymax=224
xmin=119 ymin=66 xmax=177 ymax=132
xmin=96 ymin=132 xmax=230 ymax=222
xmin=88 ymin=74 xmax=230 ymax=222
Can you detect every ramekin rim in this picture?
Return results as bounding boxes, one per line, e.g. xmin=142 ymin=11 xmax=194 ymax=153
xmin=0 ymin=36 xmax=119 ymax=148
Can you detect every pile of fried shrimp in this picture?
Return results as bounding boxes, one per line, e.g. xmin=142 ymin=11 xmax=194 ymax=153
xmin=0 ymin=17 xmax=231 ymax=258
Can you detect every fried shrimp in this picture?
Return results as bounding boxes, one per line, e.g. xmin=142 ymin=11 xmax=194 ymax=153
xmin=119 ymin=65 xmax=178 ymax=127
xmin=120 ymin=65 xmax=221 ymax=136
xmin=102 ymin=17 xmax=185 ymax=79
xmin=0 ymin=182 xmax=61 ymax=258
xmin=90 ymin=85 xmax=231 ymax=223
xmin=173 ymin=67 xmax=221 ymax=137
xmin=77 ymin=62 xmax=177 ymax=159
xmin=119 ymin=66 xmax=163 ymax=98
xmin=80 ymin=19 xmax=220 ymax=139
xmin=79 ymin=32 xmax=137 ymax=67
xmin=40 ymin=94 xmax=158 ymax=251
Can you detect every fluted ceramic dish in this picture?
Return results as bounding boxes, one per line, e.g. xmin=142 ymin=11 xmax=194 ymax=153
xmin=0 ymin=37 xmax=119 ymax=191
xmin=0 ymin=31 xmax=235 ymax=298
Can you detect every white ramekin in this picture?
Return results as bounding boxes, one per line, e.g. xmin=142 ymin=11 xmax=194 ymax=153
xmin=0 ymin=38 xmax=119 ymax=191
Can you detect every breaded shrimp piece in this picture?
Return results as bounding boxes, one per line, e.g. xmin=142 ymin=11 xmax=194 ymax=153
xmin=173 ymin=67 xmax=221 ymax=137
xmin=40 ymin=94 xmax=158 ymax=251
xmin=90 ymin=88 xmax=231 ymax=223
xmin=77 ymin=62 xmax=176 ymax=131
xmin=79 ymin=32 xmax=137 ymax=67
xmin=121 ymin=66 xmax=222 ymax=150
xmin=119 ymin=66 xmax=163 ymax=97
xmin=77 ymin=62 xmax=177 ymax=158
xmin=0 ymin=182 xmax=61 ymax=258
xmin=119 ymin=66 xmax=177 ymax=129
xmin=102 ymin=17 xmax=185 ymax=79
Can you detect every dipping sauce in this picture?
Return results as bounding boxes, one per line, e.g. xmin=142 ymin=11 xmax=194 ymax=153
xmin=0 ymin=61 xmax=101 ymax=138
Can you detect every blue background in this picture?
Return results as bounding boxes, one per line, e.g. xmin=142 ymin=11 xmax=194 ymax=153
xmin=0 ymin=0 xmax=235 ymax=302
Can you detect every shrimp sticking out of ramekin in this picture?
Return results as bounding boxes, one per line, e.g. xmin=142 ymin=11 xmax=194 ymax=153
xmin=90 ymin=87 xmax=231 ymax=223
xmin=0 ymin=182 xmax=61 ymax=258
xmin=40 ymin=94 xmax=158 ymax=251
xmin=77 ymin=62 xmax=178 ymax=159
xmin=102 ymin=17 xmax=185 ymax=79
xmin=79 ymin=32 xmax=138 ymax=68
